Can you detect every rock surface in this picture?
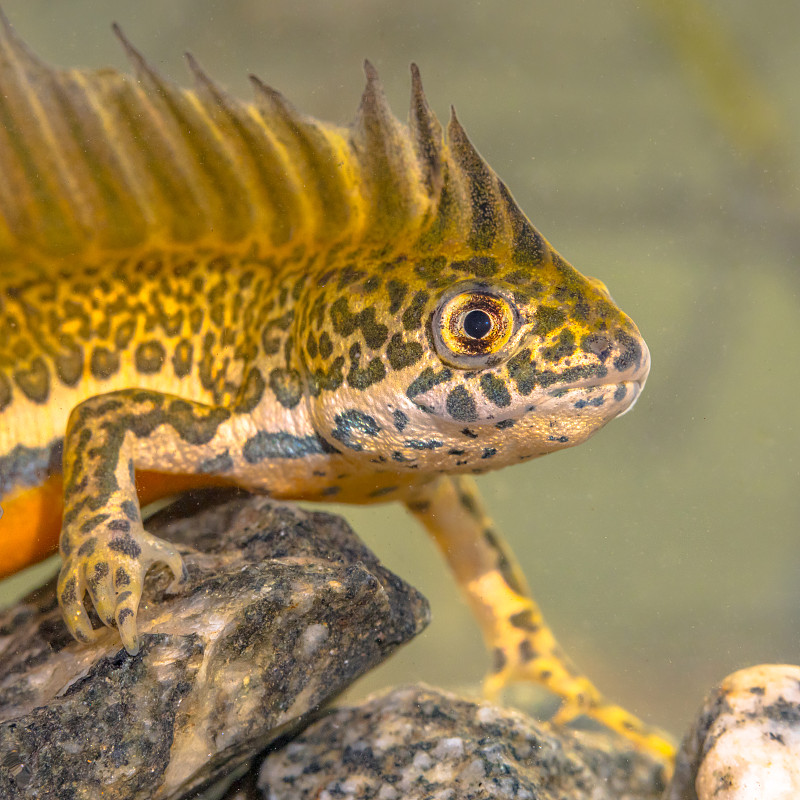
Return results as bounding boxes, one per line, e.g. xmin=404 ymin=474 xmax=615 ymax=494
xmin=665 ymin=664 xmax=800 ymax=800
xmin=0 ymin=489 xmax=429 ymax=800
xmin=234 ymin=684 xmax=668 ymax=800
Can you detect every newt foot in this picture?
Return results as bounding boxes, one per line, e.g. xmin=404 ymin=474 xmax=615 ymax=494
xmin=484 ymin=647 xmax=676 ymax=765
xmin=57 ymin=524 xmax=185 ymax=655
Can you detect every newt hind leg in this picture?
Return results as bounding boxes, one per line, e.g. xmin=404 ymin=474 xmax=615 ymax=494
xmin=404 ymin=475 xmax=675 ymax=765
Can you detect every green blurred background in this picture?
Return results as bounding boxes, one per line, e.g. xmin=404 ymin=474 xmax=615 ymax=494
xmin=1 ymin=0 xmax=798 ymax=738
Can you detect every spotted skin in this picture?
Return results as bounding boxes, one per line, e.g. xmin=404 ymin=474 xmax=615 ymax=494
xmin=0 ymin=16 xmax=671 ymax=764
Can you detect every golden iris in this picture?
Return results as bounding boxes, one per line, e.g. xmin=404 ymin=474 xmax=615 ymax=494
xmin=438 ymin=292 xmax=514 ymax=357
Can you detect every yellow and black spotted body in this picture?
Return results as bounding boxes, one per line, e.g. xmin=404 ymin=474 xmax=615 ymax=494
xmin=0 ymin=15 xmax=671 ymax=762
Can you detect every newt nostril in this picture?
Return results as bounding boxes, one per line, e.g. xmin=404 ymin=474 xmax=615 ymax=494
xmin=581 ymin=334 xmax=612 ymax=362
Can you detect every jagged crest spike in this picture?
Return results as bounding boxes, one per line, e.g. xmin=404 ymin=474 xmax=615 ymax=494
xmin=184 ymin=51 xmax=212 ymax=88
xmin=408 ymin=63 xmax=444 ymax=197
xmin=350 ymin=59 xmax=425 ymax=241
xmin=185 ymin=51 xmax=237 ymax=111
xmin=111 ymin=23 xmax=157 ymax=81
xmin=249 ymin=73 xmax=303 ymax=122
xmin=447 ymin=103 xmax=487 ymax=174
xmin=446 ymin=105 xmax=505 ymax=252
xmin=0 ymin=6 xmax=49 ymax=73
xmin=356 ymin=58 xmax=394 ymax=133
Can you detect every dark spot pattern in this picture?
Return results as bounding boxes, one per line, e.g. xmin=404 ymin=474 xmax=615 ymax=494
xmin=77 ymin=538 xmax=97 ymax=557
xmin=172 ymin=340 xmax=193 ymax=377
xmin=492 ymin=647 xmax=507 ymax=673
xmin=392 ymin=409 xmax=408 ymax=431
xmin=451 ymin=255 xmax=499 ymax=278
xmin=368 ymin=486 xmax=398 ymax=498
xmin=90 ymin=347 xmax=120 ymax=380
xmin=445 ymin=386 xmax=477 ymax=422
xmin=518 ymin=639 xmax=535 ymax=663
xmin=88 ymin=561 xmax=109 ymax=589
xmin=198 ymin=451 xmax=234 ymax=473
xmin=318 ymin=332 xmax=334 ymax=358
xmin=483 ymin=527 xmax=526 ymax=597
xmin=237 ymin=369 xmax=266 ymax=413
xmin=269 ymin=367 xmax=303 ymax=408
xmin=358 ymin=308 xmax=389 ymax=349
xmin=55 ymin=346 xmax=84 ymax=386
xmin=510 ymin=609 xmax=539 ymax=632
xmin=401 ymin=291 xmax=428 ymax=331
xmin=331 ymin=409 xmax=380 ymax=450
xmin=243 ymin=431 xmax=337 ymax=463
xmin=134 ymin=341 xmax=166 ymax=374
xmin=80 ymin=513 xmax=109 ymax=535
xmin=507 ymin=349 xmax=537 ymax=395
xmin=386 ymin=334 xmax=423 ymax=371
xmin=121 ymin=500 xmax=139 ymax=521
xmin=386 ymin=279 xmax=408 ymax=314
xmin=541 ymin=329 xmax=576 ymax=362
xmin=330 ymin=297 xmax=358 ymax=337
xmin=404 ymin=439 xmax=443 ymax=450
xmin=533 ymin=306 xmax=566 ymax=337
xmin=117 ymin=608 xmax=134 ymax=625
xmin=108 ymin=535 xmax=141 ymax=558
xmin=114 ymin=567 xmax=131 ymax=588
xmin=406 ymin=367 xmax=452 ymax=400
xmin=574 ymin=396 xmax=604 ymax=409
xmin=614 ymin=329 xmax=642 ymax=372
xmin=14 ymin=357 xmax=49 ymax=403
xmin=480 ymin=373 xmax=511 ymax=407
xmin=347 ymin=343 xmax=386 ymax=390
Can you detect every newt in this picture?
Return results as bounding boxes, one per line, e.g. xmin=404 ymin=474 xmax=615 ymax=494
xmin=0 ymin=15 xmax=672 ymax=760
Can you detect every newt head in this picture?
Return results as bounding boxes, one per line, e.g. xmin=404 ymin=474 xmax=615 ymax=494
xmin=301 ymin=217 xmax=649 ymax=478
xmin=294 ymin=66 xmax=650 ymax=479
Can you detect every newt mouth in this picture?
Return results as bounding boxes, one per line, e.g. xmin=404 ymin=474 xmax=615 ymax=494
xmin=549 ymin=338 xmax=650 ymax=419
xmin=613 ymin=379 xmax=645 ymax=417
xmin=616 ymin=339 xmax=651 ymax=415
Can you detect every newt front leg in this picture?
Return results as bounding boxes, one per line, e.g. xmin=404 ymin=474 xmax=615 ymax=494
xmin=57 ymin=389 xmax=234 ymax=653
xmin=404 ymin=475 xmax=676 ymax=762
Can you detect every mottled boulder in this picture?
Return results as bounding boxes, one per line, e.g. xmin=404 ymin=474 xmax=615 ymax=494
xmin=237 ymin=684 xmax=668 ymax=800
xmin=665 ymin=664 xmax=800 ymax=800
xmin=0 ymin=490 xmax=429 ymax=800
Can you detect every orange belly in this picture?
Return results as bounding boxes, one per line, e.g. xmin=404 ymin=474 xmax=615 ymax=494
xmin=0 ymin=471 xmax=232 ymax=578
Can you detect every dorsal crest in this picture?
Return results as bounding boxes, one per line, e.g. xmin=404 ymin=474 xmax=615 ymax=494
xmin=0 ymin=13 xmax=530 ymax=264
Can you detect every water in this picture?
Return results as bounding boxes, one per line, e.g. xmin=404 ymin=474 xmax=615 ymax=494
xmin=1 ymin=0 xmax=798 ymax=737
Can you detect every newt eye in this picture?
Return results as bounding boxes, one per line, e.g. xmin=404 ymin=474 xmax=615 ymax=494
xmin=463 ymin=309 xmax=492 ymax=339
xmin=434 ymin=286 xmax=517 ymax=367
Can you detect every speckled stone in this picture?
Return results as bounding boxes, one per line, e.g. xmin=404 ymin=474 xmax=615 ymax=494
xmin=0 ymin=490 xmax=429 ymax=800
xmin=666 ymin=664 xmax=800 ymax=800
xmin=249 ymin=684 xmax=668 ymax=800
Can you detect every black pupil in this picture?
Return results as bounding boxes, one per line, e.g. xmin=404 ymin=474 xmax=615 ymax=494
xmin=463 ymin=309 xmax=492 ymax=339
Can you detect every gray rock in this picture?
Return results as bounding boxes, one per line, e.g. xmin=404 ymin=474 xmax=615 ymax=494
xmin=665 ymin=664 xmax=800 ymax=800
xmin=0 ymin=489 xmax=430 ymax=800
xmin=247 ymin=684 xmax=668 ymax=800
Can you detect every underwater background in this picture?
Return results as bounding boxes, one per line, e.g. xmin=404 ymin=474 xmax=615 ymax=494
xmin=1 ymin=0 xmax=797 ymax=737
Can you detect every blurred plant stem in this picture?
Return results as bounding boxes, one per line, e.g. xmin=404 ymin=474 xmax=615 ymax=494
xmin=642 ymin=0 xmax=799 ymax=258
